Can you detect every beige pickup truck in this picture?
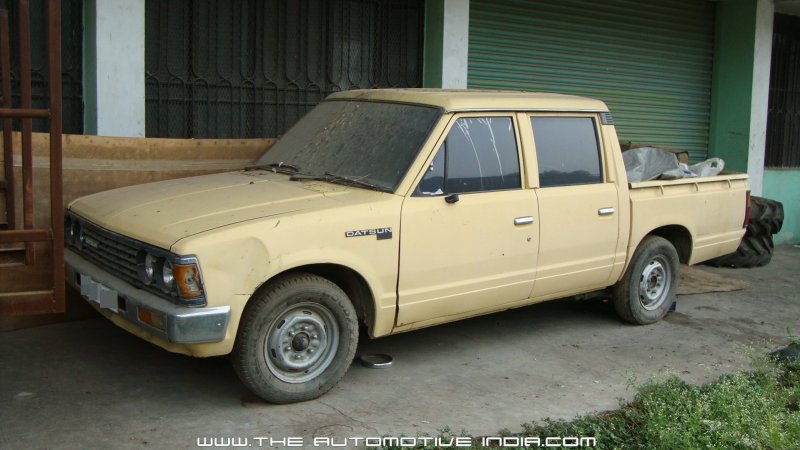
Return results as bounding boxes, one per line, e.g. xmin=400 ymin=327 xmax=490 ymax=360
xmin=64 ymin=90 xmax=749 ymax=403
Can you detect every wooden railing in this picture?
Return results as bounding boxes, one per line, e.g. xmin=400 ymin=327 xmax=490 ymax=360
xmin=0 ymin=0 xmax=64 ymax=316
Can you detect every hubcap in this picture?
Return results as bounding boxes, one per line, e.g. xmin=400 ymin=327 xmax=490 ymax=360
xmin=638 ymin=256 xmax=671 ymax=311
xmin=264 ymin=302 xmax=339 ymax=383
xmin=291 ymin=333 xmax=310 ymax=351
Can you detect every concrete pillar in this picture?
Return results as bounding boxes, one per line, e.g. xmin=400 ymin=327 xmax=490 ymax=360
xmin=83 ymin=0 xmax=146 ymax=137
xmin=423 ymin=0 xmax=470 ymax=88
xmin=747 ymin=0 xmax=774 ymax=196
xmin=708 ymin=0 xmax=774 ymax=195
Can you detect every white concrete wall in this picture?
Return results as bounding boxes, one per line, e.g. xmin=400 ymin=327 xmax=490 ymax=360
xmin=84 ymin=0 xmax=145 ymax=137
xmin=441 ymin=0 xmax=470 ymax=88
xmin=748 ymin=0 xmax=775 ymax=196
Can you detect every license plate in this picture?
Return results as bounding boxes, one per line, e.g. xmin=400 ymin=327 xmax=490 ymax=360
xmin=79 ymin=274 xmax=118 ymax=312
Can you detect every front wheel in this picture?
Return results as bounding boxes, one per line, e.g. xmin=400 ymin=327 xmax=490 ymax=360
xmin=233 ymin=273 xmax=358 ymax=404
xmin=613 ymin=236 xmax=680 ymax=325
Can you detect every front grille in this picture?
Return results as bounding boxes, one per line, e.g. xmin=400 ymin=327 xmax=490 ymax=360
xmin=78 ymin=222 xmax=141 ymax=286
xmin=67 ymin=213 xmax=206 ymax=307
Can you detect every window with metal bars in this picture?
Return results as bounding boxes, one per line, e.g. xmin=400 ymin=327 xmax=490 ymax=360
xmin=0 ymin=0 xmax=82 ymax=134
xmin=144 ymin=0 xmax=424 ymax=139
xmin=766 ymin=13 xmax=800 ymax=168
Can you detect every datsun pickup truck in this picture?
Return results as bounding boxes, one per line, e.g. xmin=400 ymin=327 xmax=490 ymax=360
xmin=64 ymin=90 xmax=750 ymax=403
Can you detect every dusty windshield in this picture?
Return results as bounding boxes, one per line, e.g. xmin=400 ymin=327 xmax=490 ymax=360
xmin=255 ymin=100 xmax=442 ymax=192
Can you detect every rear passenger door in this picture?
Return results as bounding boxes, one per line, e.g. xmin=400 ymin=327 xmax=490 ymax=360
xmin=397 ymin=114 xmax=539 ymax=326
xmin=526 ymin=114 xmax=620 ymax=298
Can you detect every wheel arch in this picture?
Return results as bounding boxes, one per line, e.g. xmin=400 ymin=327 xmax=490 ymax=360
xmin=646 ymin=224 xmax=692 ymax=264
xmin=249 ymin=263 xmax=377 ymax=337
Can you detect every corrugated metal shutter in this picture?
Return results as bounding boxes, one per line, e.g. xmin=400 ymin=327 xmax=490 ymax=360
xmin=469 ymin=0 xmax=715 ymax=161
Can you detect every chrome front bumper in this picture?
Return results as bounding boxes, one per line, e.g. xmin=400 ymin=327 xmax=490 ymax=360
xmin=65 ymin=249 xmax=229 ymax=344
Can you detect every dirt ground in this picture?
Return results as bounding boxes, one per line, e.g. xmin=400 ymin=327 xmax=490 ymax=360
xmin=1 ymin=246 xmax=798 ymax=449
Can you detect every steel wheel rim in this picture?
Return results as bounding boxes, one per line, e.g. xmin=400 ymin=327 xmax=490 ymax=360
xmin=265 ymin=302 xmax=339 ymax=383
xmin=638 ymin=256 xmax=671 ymax=311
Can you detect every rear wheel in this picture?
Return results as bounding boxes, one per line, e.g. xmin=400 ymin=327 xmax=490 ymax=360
xmin=233 ymin=273 xmax=358 ymax=404
xmin=613 ymin=236 xmax=680 ymax=325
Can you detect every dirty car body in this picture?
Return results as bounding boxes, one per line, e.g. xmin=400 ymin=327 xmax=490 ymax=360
xmin=64 ymin=89 xmax=749 ymax=403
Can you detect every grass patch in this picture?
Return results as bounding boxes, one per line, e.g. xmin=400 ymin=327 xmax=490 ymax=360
xmin=376 ymin=353 xmax=800 ymax=449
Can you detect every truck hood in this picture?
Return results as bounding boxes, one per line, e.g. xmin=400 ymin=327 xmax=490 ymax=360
xmin=68 ymin=171 xmax=367 ymax=249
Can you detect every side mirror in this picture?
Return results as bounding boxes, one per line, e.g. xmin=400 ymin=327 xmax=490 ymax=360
xmin=444 ymin=194 xmax=459 ymax=204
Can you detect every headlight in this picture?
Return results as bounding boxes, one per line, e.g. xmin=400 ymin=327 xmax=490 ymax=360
xmin=64 ymin=215 xmax=73 ymax=245
xmin=137 ymin=251 xmax=158 ymax=285
xmin=145 ymin=254 xmax=157 ymax=280
xmin=161 ymin=259 xmax=174 ymax=290
xmin=65 ymin=216 xmax=82 ymax=248
xmin=76 ymin=221 xmax=84 ymax=247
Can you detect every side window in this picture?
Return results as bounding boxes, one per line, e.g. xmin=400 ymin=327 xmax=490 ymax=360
xmin=531 ymin=117 xmax=602 ymax=187
xmin=417 ymin=117 xmax=521 ymax=195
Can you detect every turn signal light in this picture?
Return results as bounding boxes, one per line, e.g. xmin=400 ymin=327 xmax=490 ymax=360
xmin=137 ymin=306 xmax=166 ymax=331
xmin=174 ymin=263 xmax=204 ymax=298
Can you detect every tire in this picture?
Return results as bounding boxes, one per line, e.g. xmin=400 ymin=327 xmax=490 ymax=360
xmin=613 ymin=236 xmax=680 ymax=325
xmin=746 ymin=196 xmax=767 ymax=236
xmin=704 ymin=196 xmax=782 ymax=269
xmin=747 ymin=196 xmax=784 ymax=236
xmin=232 ymin=273 xmax=358 ymax=404
xmin=757 ymin=196 xmax=784 ymax=235
xmin=705 ymin=234 xmax=773 ymax=268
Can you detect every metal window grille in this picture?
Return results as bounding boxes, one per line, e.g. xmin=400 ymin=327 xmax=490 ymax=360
xmin=766 ymin=13 xmax=800 ymax=168
xmin=0 ymin=0 xmax=81 ymax=134
xmin=145 ymin=0 xmax=424 ymax=139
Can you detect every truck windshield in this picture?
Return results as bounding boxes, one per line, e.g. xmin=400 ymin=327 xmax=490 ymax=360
xmin=255 ymin=100 xmax=442 ymax=192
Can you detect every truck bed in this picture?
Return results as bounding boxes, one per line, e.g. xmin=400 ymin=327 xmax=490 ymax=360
xmin=628 ymin=173 xmax=749 ymax=265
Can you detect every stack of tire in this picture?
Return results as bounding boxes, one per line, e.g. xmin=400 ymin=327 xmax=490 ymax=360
xmin=705 ymin=196 xmax=784 ymax=268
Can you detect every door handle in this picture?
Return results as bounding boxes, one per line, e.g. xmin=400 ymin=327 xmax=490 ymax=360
xmin=598 ymin=207 xmax=615 ymax=216
xmin=514 ymin=216 xmax=534 ymax=225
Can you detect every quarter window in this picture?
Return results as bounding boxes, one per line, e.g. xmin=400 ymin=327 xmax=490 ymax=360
xmin=417 ymin=117 xmax=521 ymax=195
xmin=532 ymin=117 xmax=602 ymax=187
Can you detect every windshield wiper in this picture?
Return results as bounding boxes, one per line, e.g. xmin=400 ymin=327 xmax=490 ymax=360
xmin=244 ymin=162 xmax=300 ymax=174
xmin=289 ymin=171 xmax=393 ymax=193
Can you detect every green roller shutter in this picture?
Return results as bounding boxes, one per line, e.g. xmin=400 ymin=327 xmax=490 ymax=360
xmin=469 ymin=0 xmax=715 ymax=161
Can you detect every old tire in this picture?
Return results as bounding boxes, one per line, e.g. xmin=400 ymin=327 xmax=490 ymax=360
xmin=232 ymin=273 xmax=358 ymax=404
xmin=705 ymin=234 xmax=774 ymax=268
xmin=613 ymin=236 xmax=680 ymax=325
xmin=704 ymin=196 xmax=782 ymax=269
xmin=759 ymin=197 xmax=783 ymax=235
xmin=748 ymin=196 xmax=784 ymax=236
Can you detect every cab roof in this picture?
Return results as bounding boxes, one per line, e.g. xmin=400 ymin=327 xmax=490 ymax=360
xmin=326 ymin=88 xmax=610 ymax=113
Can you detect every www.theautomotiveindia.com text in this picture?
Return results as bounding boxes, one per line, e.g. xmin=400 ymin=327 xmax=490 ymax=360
xmin=196 ymin=436 xmax=598 ymax=448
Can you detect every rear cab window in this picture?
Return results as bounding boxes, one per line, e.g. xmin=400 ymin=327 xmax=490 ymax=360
xmin=529 ymin=115 xmax=604 ymax=187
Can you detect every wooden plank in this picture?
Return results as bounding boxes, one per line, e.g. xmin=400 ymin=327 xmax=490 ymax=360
xmin=0 ymin=290 xmax=57 ymax=316
xmin=0 ymin=107 xmax=49 ymax=118
xmin=0 ymin=255 xmax=52 ymax=292
xmin=47 ymin=0 xmax=65 ymax=316
xmin=0 ymin=10 xmax=15 ymax=230
xmin=0 ymin=228 xmax=51 ymax=243
xmin=0 ymin=247 xmax=25 ymax=265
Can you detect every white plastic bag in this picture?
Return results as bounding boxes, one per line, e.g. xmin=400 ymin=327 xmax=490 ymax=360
xmin=623 ymin=146 xmax=725 ymax=181
xmin=688 ymin=158 xmax=724 ymax=177
xmin=622 ymin=147 xmax=680 ymax=182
